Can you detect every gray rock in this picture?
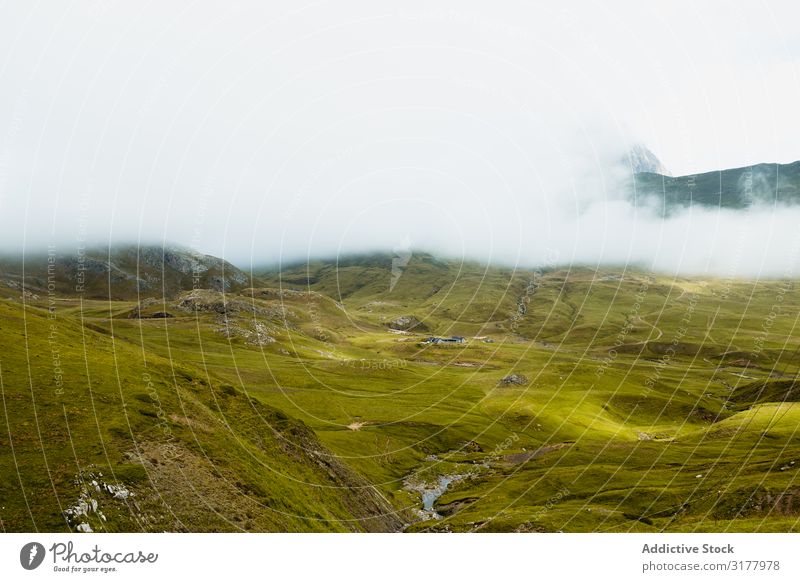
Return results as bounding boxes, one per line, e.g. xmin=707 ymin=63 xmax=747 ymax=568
xmin=499 ymin=374 xmax=528 ymax=386
xmin=386 ymin=315 xmax=428 ymax=332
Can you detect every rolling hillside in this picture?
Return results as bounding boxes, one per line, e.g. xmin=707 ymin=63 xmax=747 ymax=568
xmin=2 ymin=247 xmax=800 ymax=532
xmin=0 ymin=244 xmax=255 ymax=300
xmin=259 ymin=253 xmax=536 ymax=337
xmin=0 ymin=273 xmax=403 ymax=532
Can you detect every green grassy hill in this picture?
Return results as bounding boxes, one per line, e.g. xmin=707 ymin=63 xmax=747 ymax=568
xmin=260 ymin=253 xmax=535 ymax=336
xmin=630 ymin=160 xmax=800 ymax=212
xmin=0 ymin=296 xmax=402 ymax=532
xmin=2 ymin=248 xmax=800 ymax=532
xmin=0 ymin=244 xmax=256 ymax=300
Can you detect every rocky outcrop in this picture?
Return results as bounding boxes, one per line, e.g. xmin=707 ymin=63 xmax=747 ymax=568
xmin=499 ymin=374 xmax=528 ymax=386
xmin=216 ymin=320 xmax=277 ymax=346
xmin=386 ymin=315 xmax=428 ymax=332
xmin=176 ymin=289 xmax=249 ymax=315
xmin=0 ymin=245 xmax=253 ymax=299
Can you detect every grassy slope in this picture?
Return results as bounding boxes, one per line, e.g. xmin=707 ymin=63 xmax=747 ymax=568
xmin=3 ymin=252 xmax=800 ymax=532
xmin=631 ymin=160 xmax=800 ymax=211
xmin=145 ymin=261 xmax=800 ymax=530
xmin=0 ymin=244 xmax=255 ymax=300
xmin=0 ymin=298 xmax=402 ymax=532
xmin=261 ymin=253 xmax=532 ymax=336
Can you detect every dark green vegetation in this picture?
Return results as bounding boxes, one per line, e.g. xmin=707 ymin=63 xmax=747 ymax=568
xmin=0 ymin=245 xmax=252 ymax=300
xmin=631 ymin=160 xmax=800 ymax=212
xmin=2 ymin=246 xmax=800 ymax=532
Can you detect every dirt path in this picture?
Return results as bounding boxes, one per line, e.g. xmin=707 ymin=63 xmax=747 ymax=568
xmin=622 ymin=315 xmax=663 ymax=348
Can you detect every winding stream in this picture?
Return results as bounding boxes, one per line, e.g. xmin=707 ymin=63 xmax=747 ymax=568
xmin=421 ymin=476 xmax=457 ymax=512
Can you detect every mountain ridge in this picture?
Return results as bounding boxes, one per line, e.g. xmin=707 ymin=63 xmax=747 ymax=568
xmin=631 ymin=159 xmax=800 ymax=211
xmin=0 ymin=244 xmax=256 ymax=300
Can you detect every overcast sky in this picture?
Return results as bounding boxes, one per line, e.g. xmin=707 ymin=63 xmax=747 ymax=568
xmin=1 ymin=1 xmax=799 ymax=274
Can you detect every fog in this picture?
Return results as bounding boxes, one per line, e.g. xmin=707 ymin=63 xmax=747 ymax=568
xmin=1 ymin=1 xmax=799 ymax=277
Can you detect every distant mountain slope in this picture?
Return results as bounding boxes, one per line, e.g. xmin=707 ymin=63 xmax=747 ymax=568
xmin=258 ymin=253 xmax=537 ymax=334
xmin=0 ymin=244 xmax=256 ymax=300
xmin=631 ymin=160 xmax=800 ymax=211
xmin=264 ymin=252 xmax=462 ymax=302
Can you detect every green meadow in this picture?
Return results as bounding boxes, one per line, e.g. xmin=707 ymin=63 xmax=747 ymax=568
xmin=1 ymin=251 xmax=799 ymax=532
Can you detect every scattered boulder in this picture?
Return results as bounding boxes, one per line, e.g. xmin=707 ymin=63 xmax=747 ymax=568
xmin=386 ymin=315 xmax=428 ymax=332
xmin=151 ymin=311 xmax=173 ymax=319
xmin=127 ymin=298 xmax=160 ymax=319
xmin=461 ymin=440 xmax=483 ymax=453
xmin=64 ymin=470 xmax=132 ymax=532
xmin=499 ymin=374 xmax=528 ymax=386
xmin=216 ymin=320 xmax=277 ymax=346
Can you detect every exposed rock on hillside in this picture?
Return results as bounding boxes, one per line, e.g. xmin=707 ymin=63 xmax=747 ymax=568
xmin=0 ymin=244 xmax=253 ymax=299
xmin=177 ymin=289 xmax=250 ymax=315
xmin=386 ymin=315 xmax=428 ymax=332
xmin=499 ymin=374 xmax=528 ymax=386
xmin=216 ymin=319 xmax=277 ymax=346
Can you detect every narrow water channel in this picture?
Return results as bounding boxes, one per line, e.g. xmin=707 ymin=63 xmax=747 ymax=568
xmin=421 ymin=475 xmax=456 ymax=512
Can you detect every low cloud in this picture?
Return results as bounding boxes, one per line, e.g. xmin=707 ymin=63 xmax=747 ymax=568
xmin=1 ymin=1 xmax=798 ymax=278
